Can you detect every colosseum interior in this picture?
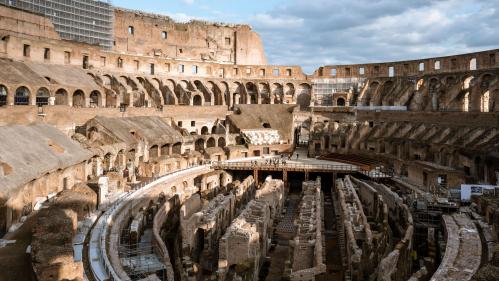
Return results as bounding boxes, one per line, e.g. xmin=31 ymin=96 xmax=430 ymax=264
xmin=0 ymin=1 xmax=498 ymax=281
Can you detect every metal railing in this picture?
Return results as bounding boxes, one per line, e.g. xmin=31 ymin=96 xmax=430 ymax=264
xmin=89 ymin=164 xmax=205 ymax=281
xmin=212 ymin=161 xmax=361 ymax=172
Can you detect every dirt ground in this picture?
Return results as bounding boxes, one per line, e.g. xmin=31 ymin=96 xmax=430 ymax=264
xmin=0 ymin=214 xmax=38 ymax=281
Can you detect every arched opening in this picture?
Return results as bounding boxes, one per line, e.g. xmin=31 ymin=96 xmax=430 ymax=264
xmin=160 ymin=144 xmax=169 ymax=156
xmin=114 ymin=150 xmax=125 ymax=168
xmin=262 ymin=123 xmax=271 ymax=128
xmin=218 ymin=137 xmax=226 ymax=148
xmin=14 ymin=86 xmax=30 ymax=105
xmin=150 ymin=145 xmax=159 ymax=160
xmin=55 ymin=89 xmax=68 ymax=105
xmin=296 ymin=84 xmax=311 ymax=110
xmin=336 ymin=97 xmax=346 ymax=106
xmin=482 ymin=90 xmax=490 ymax=112
xmin=207 ymin=137 xmax=216 ymax=148
xmin=90 ymin=90 xmax=101 ymax=108
xmin=36 ymin=88 xmax=50 ymax=106
xmin=88 ymin=127 xmax=99 ymax=141
xmin=127 ymin=149 xmax=136 ymax=162
xmin=193 ymin=95 xmax=202 ymax=106
xmin=211 ymin=126 xmax=218 ymax=134
xmin=235 ymin=136 xmax=245 ymax=145
xmin=103 ymin=153 xmax=112 ymax=172
xmin=324 ymin=135 xmax=330 ymax=149
xmin=259 ymin=83 xmax=271 ymax=104
xmin=246 ymin=82 xmax=258 ymax=104
xmin=73 ymin=90 xmax=85 ymax=108
xmin=272 ymin=83 xmax=284 ymax=104
xmin=463 ymin=92 xmax=470 ymax=112
xmin=0 ymin=85 xmax=7 ymax=106
xmin=195 ymin=139 xmax=205 ymax=152
xmin=201 ymin=126 xmax=209 ymax=135
xmin=172 ymin=142 xmax=182 ymax=154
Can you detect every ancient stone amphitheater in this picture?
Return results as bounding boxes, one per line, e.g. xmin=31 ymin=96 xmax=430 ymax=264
xmin=0 ymin=1 xmax=498 ymax=281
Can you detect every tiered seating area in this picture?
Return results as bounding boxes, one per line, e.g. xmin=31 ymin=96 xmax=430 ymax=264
xmin=319 ymin=153 xmax=382 ymax=171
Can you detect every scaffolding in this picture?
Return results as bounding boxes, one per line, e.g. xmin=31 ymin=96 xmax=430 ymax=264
xmin=0 ymin=0 xmax=114 ymax=49
xmin=119 ymin=226 xmax=167 ymax=281
xmin=311 ymin=77 xmax=366 ymax=106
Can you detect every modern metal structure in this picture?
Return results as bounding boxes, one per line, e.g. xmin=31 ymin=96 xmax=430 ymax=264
xmin=0 ymin=0 xmax=114 ymax=48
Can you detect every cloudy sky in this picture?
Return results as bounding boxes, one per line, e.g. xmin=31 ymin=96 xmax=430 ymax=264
xmin=115 ymin=0 xmax=499 ymax=74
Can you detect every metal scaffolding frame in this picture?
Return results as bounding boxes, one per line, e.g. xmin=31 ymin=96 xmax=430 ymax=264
xmin=311 ymin=77 xmax=366 ymax=106
xmin=119 ymin=218 xmax=167 ymax=281
xmin=0 ymin=0 xmax=114 ymax=49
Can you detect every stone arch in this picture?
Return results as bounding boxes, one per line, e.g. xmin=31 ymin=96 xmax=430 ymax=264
xmin=219 ymin=81 xmax=230 ymax=106
xmin=55 ymin=88 xmax=68 ymax=105
xmin=106 ymin=90 xmax=118 ymax=108
xmin=103 ymin=153 xmax=113 ymax=171
xmin=15 ymin=86 xmax=30 ymax=105
xmin=195 ymin=138 xmax=205 ymax=152
xmin=160 ymin=144 xmax=169 ymax=156
xmin=208 ymin=81 xmax=224 ymax=105
xmin=162 ymin=79 xmax=178 ymax=105
xmin=376 ymin=80 xmax=394 ymax=106
xmin=151 ymin=145 xmax=160 ymax=160
xmin=201 ymin=126 xmax=209 ymax=135
xmin=235 ymin=136 xmax=245 ymax=145
xmin=463 ymin=75 xmax=474 ymax=90
xmin=246 ymin=82 xmax=258 ymax=104
xmin=192 ymin=94 xmax=203 ymax=106
xmin=272 ymin=83 xmax=284 ymax=104
xmin=336 ymin=97 xmax=346 ymax=106
xmin=90 ymin=90 xmax=102 ymax=107
xmin=36 ymin=87 xmax=50 ymax=106
xmin=114 ymin=150 xmax=125 ymax=168
xmin=194 ymin=80 xmax=213 ymax=105
xmin=258 ymin=82 xmax=271 ymax=104
xmin=363 ymin=81 xmax=380 ymax=106
xmin=207 ymin=137 xmax=216 ymax=148
xmin=218 ymin=137 xmax=226 ymax=148
xmin=296 ymin=83 xmax=311 ymax=110
xmin=72 ymin=90 xmax=86 ymax=107
xmin=284 ymin=83 xmax=295 ymax=99
xmin=172 ymin=142 xmax=182 ymax=154
xmin=232 ymin=82 xmax=246 ymax=105
xmin=0 ymin=84 xmax=7 ymax=106
xmin=101 ymin=74 xmax=112 ymax=87
xmin=479 ymin=73 xmax=495 ymax=112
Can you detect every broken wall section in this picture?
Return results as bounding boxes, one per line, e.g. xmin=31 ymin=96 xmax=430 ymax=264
xmin=217 ymin=177 xmax=284 ymax=281
xmin=289 ymin=178 xmax=326 ymax=281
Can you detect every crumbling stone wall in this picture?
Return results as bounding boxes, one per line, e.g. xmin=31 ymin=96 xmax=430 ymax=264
xmin=31 ymin=207 xmax=83 ymax=281
xmin=289 ymin=178 xmax=326 ymax=281
xmin=218 ymin=178 xmax=284 ymax=281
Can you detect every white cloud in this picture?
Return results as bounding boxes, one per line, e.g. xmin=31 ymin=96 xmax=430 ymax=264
xmin=248 ymin=0 xmax=499 ymax=73
xmin=251 ymin=13 xmax=304 ymax=30
xmin=182 ymin=0 xmax=194 ymax=5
